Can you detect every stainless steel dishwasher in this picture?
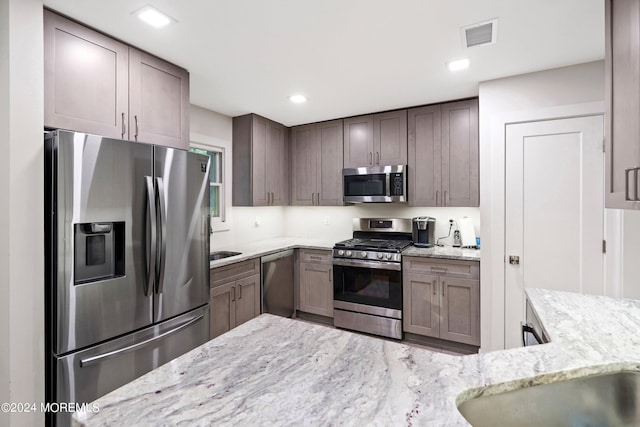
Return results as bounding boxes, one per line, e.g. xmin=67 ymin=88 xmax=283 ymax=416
xmin=261 ymin=250 xmax=294 ymax=317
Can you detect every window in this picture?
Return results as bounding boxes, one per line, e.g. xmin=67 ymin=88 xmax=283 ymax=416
xmin=189 ymin=146 xmax=225 ymax=224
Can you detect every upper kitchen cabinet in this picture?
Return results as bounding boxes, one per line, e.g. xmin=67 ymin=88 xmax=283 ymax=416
xmin=343 ymin=110 xmax=407 ymax=168
xmin=291 ymin=119 xmax=344 ymax=206
xmin=408 ymin=105 xmax=442 ymax=206
xmin=441 ymin=99 xmax=479 ymax=206
xmin=129 ymin=49 xmax=189 ymax=149
xmin=233 ymin=114 xmax=289 ymax=206
xmin=605 ymin=0 xmax=640 ymax=209
xmin=44 ymin=10 xmax=128 ymax=140
xmin=408 ymin=99 xmax=478 ymax=207
xmin=44 ymin=10 xmax=190 ymax=149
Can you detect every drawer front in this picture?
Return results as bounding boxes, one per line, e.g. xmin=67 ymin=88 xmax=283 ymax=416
xmin=299 ymin=249 xmax=333 ymax=264
xmin=211 ymin=258 xmax=260 ymax=288
xmin=403 ymin=257 xmax=479 ymax=279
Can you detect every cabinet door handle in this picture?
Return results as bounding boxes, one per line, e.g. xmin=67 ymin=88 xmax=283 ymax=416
xmin=134 ymin=115 xmax=139 ymax=140
xmin=369 ymin=152 xmax=373 ymax=165
xmin=231 ymin=286 xmax=236 ymax=302
xmin=442 ymin=280 xmax=446 ymax=296
xmin=430 ymin=266 xmax=448 ymax=273
xmin=316 ymin=192 xmax=320 ymax=205
xmin=432 ymin=281 xmax=437 ymax=295
xmin=238 ymin=284 xmax=242 ymax=299
xmin=121 ymin=112 xmax=126 ymax=138
xmin=376 ymin=151 xmax=380 ymax=165
xmin=625 ymin=168 xmax=633 ymax=201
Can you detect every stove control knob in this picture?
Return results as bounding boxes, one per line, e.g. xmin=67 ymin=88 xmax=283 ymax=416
xmin=361 ymin=251 xmax=367 ymax=258
xmin=338 ymin=250 xmax=344 ymax=256
xmin=385 ymin=253 xmax=392 ymax=260
xmin=346 ymin=251 xmax=352 ymax=257
xmin=377 ymin=253 xmax=383 ymax=259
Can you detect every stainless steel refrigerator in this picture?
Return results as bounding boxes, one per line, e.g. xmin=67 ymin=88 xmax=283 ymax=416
xmin=44 ymin=130 xmax=211 ymax=426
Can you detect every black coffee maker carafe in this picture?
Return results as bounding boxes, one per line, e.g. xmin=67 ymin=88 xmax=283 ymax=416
xmin=412 ymin=217 xmax=435 ymax=247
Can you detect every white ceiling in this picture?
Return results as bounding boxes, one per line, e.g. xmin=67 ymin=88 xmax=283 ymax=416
xmin=42 ymin=0 xmax=605 ymax=127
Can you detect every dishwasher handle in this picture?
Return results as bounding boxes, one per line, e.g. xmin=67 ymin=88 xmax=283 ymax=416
xmin=261 ymin=249 xmax=294 ymax=264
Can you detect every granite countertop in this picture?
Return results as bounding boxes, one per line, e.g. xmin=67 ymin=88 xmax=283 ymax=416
xmin=402 ymin=245 xmax=480 ymax=261
xmin=210 ymin=237 xmax=480 ymax=268
xmin=209 ymin=237 xmax=341 ymax=269
xmin=74 ymin=289 xmax=640 ymax=426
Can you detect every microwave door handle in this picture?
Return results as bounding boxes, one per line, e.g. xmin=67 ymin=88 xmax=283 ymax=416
xmin=155 ymin=177 xmax=168 ymax=295
xmin=144 ymin=176 xmax=156 ymax=297
xmin=385 ymin=173 xmax=391 ymax=197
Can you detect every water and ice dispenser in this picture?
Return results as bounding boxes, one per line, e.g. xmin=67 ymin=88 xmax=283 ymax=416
xmin=74 ymin=222 xmax=125 ymax=284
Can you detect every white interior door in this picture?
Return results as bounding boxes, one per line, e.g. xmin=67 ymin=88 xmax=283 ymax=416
xmin=505 ymin=115 xmax=604 ymax=349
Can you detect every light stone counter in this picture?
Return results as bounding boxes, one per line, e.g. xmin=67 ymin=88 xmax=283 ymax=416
xmin=402 ymin=245 xmax=480 ymax=261
xmin=210 ymin=238 xmax=480 ymax=269
xmin=73 ymin=289 xmax=640 ymax=426
xmin=209 ymin=237 xmax=343 ymax=269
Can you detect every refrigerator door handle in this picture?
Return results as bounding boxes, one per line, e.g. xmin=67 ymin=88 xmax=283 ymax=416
xmin=144 ymin=176 xmax=157 ymax=297
xmin=79 ymin=314 xmax=204 ymax=368
xmin=155 ymin=177 xmax=168 ymax=294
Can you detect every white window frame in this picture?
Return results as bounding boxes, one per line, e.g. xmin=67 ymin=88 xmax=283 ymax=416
xmin=190 ymin=134 xmax=230 ymax=232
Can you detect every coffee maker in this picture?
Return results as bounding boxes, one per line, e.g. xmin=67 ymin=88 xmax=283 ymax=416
xmin=412 ymin=217 xmax=435 ymax=247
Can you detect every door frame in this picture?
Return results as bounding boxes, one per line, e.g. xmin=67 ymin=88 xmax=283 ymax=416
xmin=479 ymin=100 xmax=622 ymax=351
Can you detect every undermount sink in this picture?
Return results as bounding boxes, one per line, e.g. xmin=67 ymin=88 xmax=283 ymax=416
xmin=458 ymin=371 xmax=640 ymax=427
xmin=209 ymin=251 xmax=242 ymax=261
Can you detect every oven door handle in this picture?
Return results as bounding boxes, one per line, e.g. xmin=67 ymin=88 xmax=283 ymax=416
xmin=332 ymin=258 xmax=402 ymax=271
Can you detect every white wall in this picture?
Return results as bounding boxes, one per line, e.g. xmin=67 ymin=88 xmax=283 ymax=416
xmin=284 ymin=205 xmax=479 ymax=244
xmin=0 ymin=0 xmax=44 ymax=426
xmin=479 ymin=61 xmax=606 ymax=351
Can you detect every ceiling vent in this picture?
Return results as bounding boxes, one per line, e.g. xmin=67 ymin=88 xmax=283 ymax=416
xmin=462 ymin=19 xmax=498 ymax=48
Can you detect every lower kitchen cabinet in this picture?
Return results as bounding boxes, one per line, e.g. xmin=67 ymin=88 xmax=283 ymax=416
xmin=210 ymin=258 xmax=261 ymax=339
xmin=297 ymin=249 xmax=333 ymax=318
xmin=403 ymin=257 xmax=480 ymax=346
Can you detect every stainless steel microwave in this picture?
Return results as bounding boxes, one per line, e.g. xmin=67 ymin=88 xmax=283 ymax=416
xmin=342 ymin=165 xmax=407 ymax=203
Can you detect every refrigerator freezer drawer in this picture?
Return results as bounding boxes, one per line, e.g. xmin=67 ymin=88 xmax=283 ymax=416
xmin=53 ymin=305 xmax=209 ymax=426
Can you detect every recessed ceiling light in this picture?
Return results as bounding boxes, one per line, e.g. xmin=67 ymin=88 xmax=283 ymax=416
xmin=289 ymin=94 xmax=308 ymax=104
xmin=134 ymin=5 xmax=174 ymax=28
xmin=448 ymin=58 xmax=470 ymax=72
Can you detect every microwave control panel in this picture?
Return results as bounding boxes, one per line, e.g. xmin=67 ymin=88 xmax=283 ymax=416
xmin=390 ymin=173 xmax=404 ymax=196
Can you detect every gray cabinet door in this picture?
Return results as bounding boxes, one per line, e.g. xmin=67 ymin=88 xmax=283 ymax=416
xmin=605 ymin=0 xmax=640 ymax=208
xmin=439 ymin=277 xmax=480 ymax=346
xmin=267 ymin=121 xmax=288 ymax=205
xmin=291 ymin=124 xmax=318 ymax=206
xmin=44 ymin=10 xmax=128 ymax=139
xmin=233 ymin=114 xmax=289 ymax=206
xmin=234 ymin=274 xmax=261 ymax=327
xmin=441 ymin=99 xmax=479 ymax=207
xmin=403 ymin=272 xmax=440 ymax=337
xmin=408 ymin=105 xmax=442 ymax=206
xmin=318 ymin=120 xmax=344 ymax=205
xmin=299 ymin=262 xmax=333 ymax=317
xmin=374 ymin=110 xmax=408 ymax=166
xmin=210 ymin=283 xmax=235 ymax=339
xmin=343 ymin=115 xmax=374 ymax=167
xmin=251 ymin=116 xmax=269 ymax=206
xmin=129 ymin=48 xmax=190 ymax=149
xmin=291 ymin=120 xmax=343 ymax=206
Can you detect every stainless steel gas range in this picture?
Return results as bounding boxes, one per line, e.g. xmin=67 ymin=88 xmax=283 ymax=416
xmin=332 ymin=218 xmax=412 ymax=339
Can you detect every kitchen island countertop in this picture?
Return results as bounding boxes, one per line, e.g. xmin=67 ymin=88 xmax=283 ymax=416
xmin=73 ymin=289 xmax=640 ymax=426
